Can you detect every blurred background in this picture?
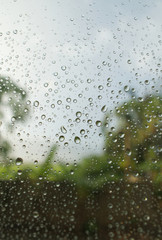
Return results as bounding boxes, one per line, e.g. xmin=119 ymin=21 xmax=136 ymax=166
xmin=0 ymin=0 xmax=161 ymax=239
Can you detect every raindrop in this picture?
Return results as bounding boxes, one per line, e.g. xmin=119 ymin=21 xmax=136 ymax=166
xmin=13 ymin=29 xmax=18 ymax=34
xmin=61 ymin=66 xmax=66 ymax=71
xmin=61 ymin=126 xmax=67 ymax=134
xmin=16 ymin=158 xmax=23 ymax=166
xmin=33 ymin=101 xmax=39 ymax=107
xmin=17 ymin=170 xmax=22 ymax=176
xmin=125 ymin=149 xmax=132 ymax=156
xmin=124 ymin=85 xmax=129 ymax=92
xmin=33 ymin=211 xmax=39 ymax=219
xmin=59 ymin=136 xmax=65 ymax=142
xmin=76 ymin=111 xmax=82 ymax=118
xmin=87 ymin=78 xmax=92 ymax=83
xmin=96 ymin=121 xmax=102 ymax=127
xmin=101 ymin=105 xmax=107 ymax=113
xmin=51 ymin=104 xmax=55 ymax=108
xmin=80 ymin=129 xmax=85 ymax=135
xmin=70 ymin=170 xmax=74 ymax=175
xmin=74 ymin=136 xmax=81 ymax=144
xmin=119 ymin=132 xmax=125 ymax=138
xmin=144 ymin=80 xmax=149 ymax=85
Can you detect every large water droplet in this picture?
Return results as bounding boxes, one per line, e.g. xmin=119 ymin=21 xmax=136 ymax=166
xmin=16 ymin=158 xmax=23 ymax=166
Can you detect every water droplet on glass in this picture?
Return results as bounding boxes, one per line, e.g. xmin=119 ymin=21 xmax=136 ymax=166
xmin=11 ymin=117 xmax=16 ymax=122
xmin=101 ymin=105 xmax=107 ymax=113
xmin=119 ymin=132 xmax=125 ymax=138
xmin=125 ymin=149 xmax=132 ymax=156
xmin=33 ymin=211 xmax=39 ymax=219
xmin=13 ymin=29 xmax=18 ymax=34
xmin=17 ymin=170 xmax=22 ymax=176
xmin=96 ymin=121 xmax=102 ymax=127
xmin=61 ymin=126 xmax=67 ymax=134
xmin=16 ymin=158 xmax=23 ymax=166
xmin=74 ymin=136 xmax=81 ymax=144
xmin=33 ymin=101 xmax=39 ymax=107
xmin=145 ymin=80 xmax=149 ymax=85
xmin=80 ymin=129 xmax=85 ymax=135
xmin=59 ymin=136 xmax=65 ymax=142
xmin=124 ymin=85 xmax=129 ymax=92
xmin=51 ymin=104 xmax=55 ymax=108
xmin=76 ymin=111 xmax=82 ymax=118
xmin=61 ymin=66 xmax=66 ymax=71
xmin=87 ymin=78 xmax=92 ymax=84
xmin=70 ymin=170 xmax=74 ymax=175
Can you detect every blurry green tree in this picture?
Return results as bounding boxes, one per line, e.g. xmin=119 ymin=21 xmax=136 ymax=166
xmin=103 ymin=94 xmax=162 ymax=183
xmin=68 ymin=94 xmax=162 ymax=190
xmin=0 ymin=75 xmax=29 ymax=163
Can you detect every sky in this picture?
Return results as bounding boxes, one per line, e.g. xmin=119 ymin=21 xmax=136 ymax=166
xmin=0 ymin=0 xmax=161 ymax=163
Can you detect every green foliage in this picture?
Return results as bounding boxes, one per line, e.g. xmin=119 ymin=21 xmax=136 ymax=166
xmin=0 ymin=94 xmax=161 ymax=196
xmin=0 ymin=75 xmax=29 ymax=162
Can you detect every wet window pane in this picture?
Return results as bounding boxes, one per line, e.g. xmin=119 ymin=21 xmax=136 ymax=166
xmin=0 ymin=0 xmax=161 ymax=239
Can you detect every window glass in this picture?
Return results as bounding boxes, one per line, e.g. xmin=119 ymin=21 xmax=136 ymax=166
xmin=0 ymin=0 xmax=161 ymax=239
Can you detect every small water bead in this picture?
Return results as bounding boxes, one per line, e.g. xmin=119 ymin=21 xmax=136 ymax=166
xmin=53 ymin=72 xmax=58 ymax=76
xmin=145 ymin=80 xmax=149 ymax=85
xmin=144 ymin=215 xmax=150 ymax=221
xmin=75 ymin=118 xmax=80 ymax=123
xmin=33 ymin=211 xmax=39 ymax=219
xmin=34 ymin=160 xmax=38 ymax=165
xmin=138 ymin=97 xmax=143 ymax=102
xmin=98 ymin=95 xmax=102 ymax=100
xmin=101 ymin=105 xmax=107 ymax=113
xmin=107 ymin=77 xmax=112 ymax=82
xmin=70 ymin=170 xmax=74 ymax=175
xmin=124 ymin=85 xmax=129 ymax=92
xmin=59 ymin=136 xmax=65 ymax=142
xmin=61 ymin=66 xmax=66 ymax=71
xmin=119 ymin=132 xmax=125 ymax=138
xmin=108 ymin=203 xmax=113 ymax=209
xmin=13 ymin=29 xmax=18 ymax=34
xmin=98 ymin=85 xmax=104 ymax=90
xmin=80 ymin=129 xmax=85 ymax=135
xmin=76 ymin=111 xmax=82 ymax=118
xmin=17 ymin=170 xmax=22 ymax=176
xmin=41 ymin=115 xmax=46 ymax=120
xmin=74 ymin=136 xmax=81 ymax=144
xmin=125 ymin=149 xmax=132 ymax=156
xmin=61 ymin=126 xmax=67 ymax=134
xmin=66 ymin=98 xmax=71 ymax=103
xmin=57 ymin=100 xmax=62 ymax=105
xmin=51 ymin=104 xmax=55 ymax=108
xmin=87 ymin=78 xmax=92 ymax=83
xmin=96 ymin=121 xmax=102 ymax=127
xmin=16 ymin=158 xmax=23 ymax=166
xmin=127 ymin=59 xmax=131 ymax=64
xmin=11 ymin=116 xmax=16 ymax=123
xmin=33 ymin=101 xmax=39 ymax=107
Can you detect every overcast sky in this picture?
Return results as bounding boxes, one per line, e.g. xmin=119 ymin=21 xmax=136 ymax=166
xmin=0 ymin=0 xmax=161 ymax=163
